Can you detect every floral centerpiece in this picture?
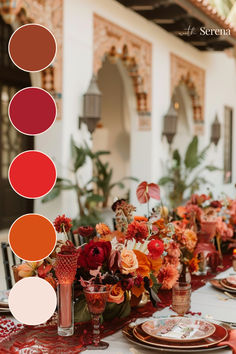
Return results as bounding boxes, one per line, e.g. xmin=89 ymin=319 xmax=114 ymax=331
xmin=74 ymin=182 xmax=181 ymax=321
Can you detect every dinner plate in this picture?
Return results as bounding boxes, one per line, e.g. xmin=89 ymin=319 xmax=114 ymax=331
xmin=133 ymin=322 xmax=228 ymax=349
xmin=226 ymin=276 xmax=236 ymax=287
xmin=122 ymin=325 xmax=228 ymax=353
xmin=141 ymin=317 xmax=215 ymax=343
xmin=220 ymin=279 xmax=236 ymax=291
xmin=210 ymin=279 xmax=236 ymax=293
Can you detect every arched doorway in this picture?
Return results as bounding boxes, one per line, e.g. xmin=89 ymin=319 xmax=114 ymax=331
xmin=0 ymin=15 xmax=33 ymax=229
xmin=172 ymin=83 xmax=194 ymax=154
xmin=93 ymin=58 xmax=131 ymax=202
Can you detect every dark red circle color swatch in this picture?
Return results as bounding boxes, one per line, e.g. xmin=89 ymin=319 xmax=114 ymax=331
xmin=9 ymin=87 xmax=57 ymax=135
xmin=8 ymin=151 xmax=57 ymax=199
xmin=8 ymin=24 xmax=56 ymax=72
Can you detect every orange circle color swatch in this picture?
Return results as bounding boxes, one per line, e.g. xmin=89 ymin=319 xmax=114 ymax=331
xmin=9 ymin=214 xmax=56 ymax=262
xmin=8 ymin=24 xmax=56 ymax=72
xmin=8 ymin=150 xmax=57 ymax=199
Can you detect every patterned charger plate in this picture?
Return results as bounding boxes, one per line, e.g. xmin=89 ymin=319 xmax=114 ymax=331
xmin=141 ymin=317 xmax=215 ymax=343
xmin=122 ymin=323 xmax=228 ymax=353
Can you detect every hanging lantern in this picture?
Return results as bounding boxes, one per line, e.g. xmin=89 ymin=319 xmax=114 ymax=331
xmin=162 ymin=99 xmax=178 ymax=145
xmin=79 ymin=75 xmax=102 ymax=134
xmin=193 ymin=95 xmax=202 ymax=121
xmin=211 ymin=115 xmax=221 ymax=146
xmin=0 ymin=0 xmax=22 ymax=24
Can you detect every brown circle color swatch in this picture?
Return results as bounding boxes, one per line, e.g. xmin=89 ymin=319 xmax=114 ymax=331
xmin=8 ymin=24 xmax=56 ymax=72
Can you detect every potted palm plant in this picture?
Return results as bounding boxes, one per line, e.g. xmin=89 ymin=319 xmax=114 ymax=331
xmin=159 ymin=136 xmax=221 ymax=208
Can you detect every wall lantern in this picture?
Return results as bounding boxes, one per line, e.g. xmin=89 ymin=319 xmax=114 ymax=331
xmin=79 ymin=75 xmax=102 ymax=134
xmin=162 ymin=99 xmax=178 ymax=145
xmin=211 ymin=114 xmax=221 ymax=146
xmin=193 ymin=95 xmax=202 ymax=121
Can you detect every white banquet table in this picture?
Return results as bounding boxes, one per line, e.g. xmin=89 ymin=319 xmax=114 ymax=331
xmin=96 ymin=267 xmax=236 ymax=354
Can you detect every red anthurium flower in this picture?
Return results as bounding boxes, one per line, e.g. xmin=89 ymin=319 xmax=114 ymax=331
xmin=136 ymin=181 xmax=160 ymax=204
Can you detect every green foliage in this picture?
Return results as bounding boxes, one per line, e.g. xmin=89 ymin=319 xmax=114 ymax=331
xmin=43 ymin=138 xmax=137 ymax=224
xmin=74 ymin=295 xmax=91 ymax=323
xmin=103 ymin=300 xmax=131 ymax=321
xmin=159 ymin=136 xmax=222 ymax=208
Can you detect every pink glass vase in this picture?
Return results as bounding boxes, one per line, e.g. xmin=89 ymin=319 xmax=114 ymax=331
xmin=55 ymin=252 xmax=78 ymax=336
xmin=197 ymin=220 xmax=217 ymax=275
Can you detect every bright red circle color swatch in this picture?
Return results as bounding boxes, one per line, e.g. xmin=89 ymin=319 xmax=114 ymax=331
xmin=8 ymin=24 xmax=56 ymax=72
xmin=8 ymin=151 xmax=56 ymax=199
xmin=9 ymin=214 xmax=56 ymax=262
xmin=9 ymin=87 xmax=57 ymax=135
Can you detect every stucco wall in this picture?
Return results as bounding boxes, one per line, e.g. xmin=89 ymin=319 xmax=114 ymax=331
xmin=35 ymin=0 xmax=236 ymax=219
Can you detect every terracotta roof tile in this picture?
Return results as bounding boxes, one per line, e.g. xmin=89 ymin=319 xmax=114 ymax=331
xmin=187 ymin=0 xmax=236 ymax=38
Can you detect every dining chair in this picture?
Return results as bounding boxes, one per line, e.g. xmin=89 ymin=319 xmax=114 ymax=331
xmin=1 ymin=242 xmax=21 ymax=289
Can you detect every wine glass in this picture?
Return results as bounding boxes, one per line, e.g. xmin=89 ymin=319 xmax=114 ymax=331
xmin=172 ymin=282 xmax=191 ymax=316
xmin=84 ymin=284 xmax=109 ymax=350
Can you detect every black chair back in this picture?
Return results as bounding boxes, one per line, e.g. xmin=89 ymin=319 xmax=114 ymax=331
xmin=1 ymin=242 xmax=21 ymax=289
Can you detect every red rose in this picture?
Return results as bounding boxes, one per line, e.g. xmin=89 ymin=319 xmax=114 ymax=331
xmin=148 ymin=239 xmax=164 ymax=258
xmin=77 ymin=240 xmax=111 ymax=270
xmin=210 ymin=200 xmax=222 ymax=209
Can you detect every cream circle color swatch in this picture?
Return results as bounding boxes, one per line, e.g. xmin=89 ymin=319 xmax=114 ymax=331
xmin=9 ymin=277 xmax=57 ymax=325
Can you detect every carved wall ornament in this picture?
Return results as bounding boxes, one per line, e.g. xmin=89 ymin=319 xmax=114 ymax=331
xmin=170 ymin=53 xmax=205 ymax=132
xmin=93 ymin=14 xmax=152 ymax=131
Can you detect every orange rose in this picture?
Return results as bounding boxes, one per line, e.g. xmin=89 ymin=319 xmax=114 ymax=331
xmin=108 ymin=283 xmax=124 ymax=304
xmin=17 ymin=262 xmax=42 ymax=278
xmin=120 ymin=249 xmax=138 ymax=274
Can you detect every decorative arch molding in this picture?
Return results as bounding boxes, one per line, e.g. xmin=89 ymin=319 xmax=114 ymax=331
xmin=93 ymin=14 xmax=152 ymax=131
xmin=170 ymin=53 xmax=205 ymax=135
xmin=0 ymin=0 xmax=63 ymax=119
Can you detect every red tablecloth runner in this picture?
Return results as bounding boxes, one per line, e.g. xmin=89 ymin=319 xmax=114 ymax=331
xmin=0 ymin=254 xmax=232 ymax=353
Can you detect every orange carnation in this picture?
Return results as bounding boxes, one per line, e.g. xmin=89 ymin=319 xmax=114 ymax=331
xmin=176 ymin=206 xmax=186 ymax=218
xmin=134 ymin=216 xmax=148 ymax=222
xmin=96 ymin=223 xmax=111 ymax=236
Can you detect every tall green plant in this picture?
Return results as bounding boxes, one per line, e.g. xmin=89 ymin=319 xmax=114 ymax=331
xmin=158 ymin=136 xmax=221 ymax=208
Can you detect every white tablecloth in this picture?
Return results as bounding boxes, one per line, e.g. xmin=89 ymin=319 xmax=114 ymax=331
xmin=97 ymin=267 xmax=236 ymax=354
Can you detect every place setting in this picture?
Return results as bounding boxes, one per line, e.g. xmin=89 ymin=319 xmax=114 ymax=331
xmin=122 ymin=280 xmax=233 ymax=353
xmin=210 ymin=274 xmax=236 ymax=297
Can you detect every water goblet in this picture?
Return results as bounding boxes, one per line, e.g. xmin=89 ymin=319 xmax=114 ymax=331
xmin=172 ymin=282 xmax=191 ymax=316
xmin=84 ymin=284 xmax=109 ymax=350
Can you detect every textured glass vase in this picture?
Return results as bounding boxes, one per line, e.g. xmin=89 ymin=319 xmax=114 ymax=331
xmin=55 ymin=253 xmax=78 ymax=336
xmin=57 ymin=283 xmax=74 ymax=336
